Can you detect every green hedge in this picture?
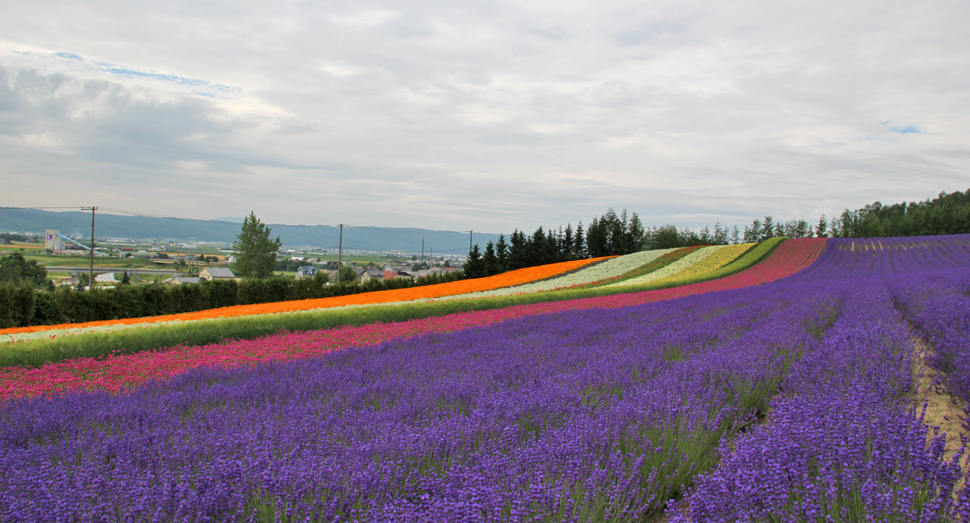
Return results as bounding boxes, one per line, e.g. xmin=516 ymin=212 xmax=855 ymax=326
xmin=9 ymin=272 xmax=463 ymax=328
xmin=0 ymin=283 xmax=34 ymax=329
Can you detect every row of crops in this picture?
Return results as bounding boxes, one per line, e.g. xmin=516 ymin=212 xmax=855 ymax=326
xmin=1 ymin=235 xmax=969 ymax=521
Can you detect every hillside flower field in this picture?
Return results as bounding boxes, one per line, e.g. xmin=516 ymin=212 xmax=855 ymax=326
xmin=0 ymin=257 xmax=608 ymax=343
xmin=0 ymin=239 xmax=824 ymax=399
xmin=604 ymin=245 xmax=725 ymax=287
xmin=440 ymin=248 xmax=680 ymax=299
xmin=1 ymin=235 xmax=969 ymax=521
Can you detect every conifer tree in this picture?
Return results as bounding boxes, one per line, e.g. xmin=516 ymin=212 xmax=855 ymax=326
xmin=463 ymin=245 xmax=485 ymax=278
xmin=495 ymin=234 xmax=509 ymax=272
xmin=483 ymin=242 xmax=500 ymax=276
xmin=508 ymin=230 xmax=528 ymax=270
xmin=573 ymin=221 xmax=586 ymax=258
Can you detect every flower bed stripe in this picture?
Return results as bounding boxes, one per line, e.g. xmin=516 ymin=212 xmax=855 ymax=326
xmin=0 ymin=239 xmax=825 ymax=401
xmin=439 ymin=248 xmax=680 ymax=300
xmin=604 ymin=245 xmax=728 ymax=287
xmin=0 ymin=257 xmax=608 ymax=339
xmin=646 ymin=243 xmax=754 ymax=285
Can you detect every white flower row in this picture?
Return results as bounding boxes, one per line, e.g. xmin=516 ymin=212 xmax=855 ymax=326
xmin=1 ymin=320 xmax=189 ymax=345
xmin=604 ymin=245 xmax=727 ymax=288
xmin=442 ymin=248 xmax=679 ymax=300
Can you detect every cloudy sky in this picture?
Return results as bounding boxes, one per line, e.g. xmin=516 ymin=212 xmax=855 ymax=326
xmin=1 ymin=0 xmax=968 ymax=234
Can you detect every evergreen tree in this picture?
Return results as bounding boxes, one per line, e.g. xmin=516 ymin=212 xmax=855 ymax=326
xmin=495 ymin=234 xmax=509 ymax=271
xmin=816 ymin=215 xmax=828 ymax=238
xmin=232 ymin=212 xmax=282 ymax=279
xmin=483 ymin=242 xmax=500 ymax=276
xmin=606 ymin=209 xmax=625 ymax=255
xmin=508 ymin=230 xmax=528 ymax=270
xmin=699 ymin=226 xmax=712 ymax=245
xmin=761 ymin=216 xmax=775 ymax=241
xmin=562 ymin=224 xmax=575 ymax=260
xmin=573 ymin=221 xmax=586 ymax=258
xmin=529 ymin=227 xmax=547 ymax=266
xmin=625 ymin=212 xmax=645 ymax=253
xmin=463 ymin=245 xmax=486 ymax=278
xmin=121 ymin=271 xmax=131 ymax=285
xmin=730 ymin=225 xmax=741 ymax=245
xmin=585 ymin=218 xmax=608 ymax=257
xmin=713 ymin=221 xmax=728 ymax=245
xmin=744 ymin=219 xmax=762 ymax=243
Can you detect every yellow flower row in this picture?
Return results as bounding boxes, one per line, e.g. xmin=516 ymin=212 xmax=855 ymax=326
xmin=648 ymin=243 xmax=755 ymax=285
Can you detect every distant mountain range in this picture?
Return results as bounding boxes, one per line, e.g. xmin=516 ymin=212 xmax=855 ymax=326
xmin=0 ymin=209 xmax=500 ymax=254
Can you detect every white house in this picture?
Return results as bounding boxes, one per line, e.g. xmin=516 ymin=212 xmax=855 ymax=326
xmin=199 ymin=267 xmax=236 ymax=281
xmin=295 ymin=266 xmax=317 ymax=279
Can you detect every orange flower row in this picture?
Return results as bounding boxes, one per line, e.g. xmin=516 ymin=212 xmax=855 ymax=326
xmin=0 ymin=257 xmax=609 ymax=336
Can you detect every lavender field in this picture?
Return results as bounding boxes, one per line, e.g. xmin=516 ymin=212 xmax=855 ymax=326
xmin=2 ymin=235 xmax=970 ymax=522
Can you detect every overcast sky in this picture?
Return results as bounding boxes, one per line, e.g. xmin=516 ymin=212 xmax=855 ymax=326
xmin=1 ymin=0 xmax=968 ymax=234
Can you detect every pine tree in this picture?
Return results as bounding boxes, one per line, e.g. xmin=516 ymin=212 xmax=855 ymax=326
xmin=761 ymin=216 xmax=775 ymax=241
xmin=508 ymin=230 xmax=528 ymax=270
xmin=463 ymin=245 xmax=485 ymax=278
xmin=495 ymin=234 xmax=509 ymax=272
xmin=483 ymin=242 xmax=500 ymax=276
xmin=744 ymin=219 xmax=762 ymax=243
xmin=562 ymin=224 xmax=575 ymax=260
xmin=815 ymin=215 xmax=828 ymax=238
xmin=625 ymin=212 xmax=645 ymax=253
xmin=573 ymin=221 xmax=586 ymax=258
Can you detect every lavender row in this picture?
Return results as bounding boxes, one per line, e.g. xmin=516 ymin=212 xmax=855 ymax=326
xmin=0 ymin=280 xmax=838 ymax=522
xmin=4 ymin=235 xmax=970 ymax=522
xmin=669 ymin=235 xmax=970 ymax=521
xmin=785 ymin=234 xmax=970 ymax=282
xmin=890 ymin=270 xmax=970 ymax=414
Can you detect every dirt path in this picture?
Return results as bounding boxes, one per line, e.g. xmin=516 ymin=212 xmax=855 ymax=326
xmin=912 ymin=337 xmax=969 ymax=490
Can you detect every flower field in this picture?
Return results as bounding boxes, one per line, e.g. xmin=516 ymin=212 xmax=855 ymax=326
xmin=640 ymin=242 xmax=753 ymax=286
xmin=2 ymin=236 xmax=969 ymax=521
xmin=0 ymin=239 xmax=825 ymax=399
xmin=603 ymin=245 xmax=726 ymax=287
xmin=0 ymin=257 xmax=607 ymax=343
xmin=440 ymin=248 xmax=680 ymax=299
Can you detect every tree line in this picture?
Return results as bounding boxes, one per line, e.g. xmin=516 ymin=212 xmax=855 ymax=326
xmin=465 ymin=188 xmax=970 ymax=278
xmin=828 ymin=189 xmax=970 ymax=238
xmin=463 ymin=209 xmax=647 ymax=278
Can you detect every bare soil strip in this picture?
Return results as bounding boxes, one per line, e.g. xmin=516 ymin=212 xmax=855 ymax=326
xmin=912 ymin=337 xmax=969 ymax=491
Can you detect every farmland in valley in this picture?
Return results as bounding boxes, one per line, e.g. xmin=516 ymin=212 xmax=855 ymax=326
xmin=1 ymin=235 xmax=970 ymax=521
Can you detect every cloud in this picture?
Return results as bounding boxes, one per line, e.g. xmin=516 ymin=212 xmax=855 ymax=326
xmin=0 ymin=0 xmax=968 ymax=233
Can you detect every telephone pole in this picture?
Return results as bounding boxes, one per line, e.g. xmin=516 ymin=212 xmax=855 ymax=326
xmin=337 ymin=224 xmax=343 ymax=283
xmin=82 ymin=206 xmax=96 ymax=289
xmin=421 ymin=238 xmax=425 ymax=259
xmin=467 ymin=230 xmax=473 ymax=252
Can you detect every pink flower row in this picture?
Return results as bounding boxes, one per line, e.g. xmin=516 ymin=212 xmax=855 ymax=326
xmin=0 ymin=239 xmax=826 ymax=401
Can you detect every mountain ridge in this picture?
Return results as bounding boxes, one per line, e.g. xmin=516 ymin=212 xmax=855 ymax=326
xmin=0 ymin=208 xmax=501 ymax=254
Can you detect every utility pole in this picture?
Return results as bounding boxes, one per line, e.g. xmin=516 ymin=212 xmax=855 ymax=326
xmin=337 ymin=224 xmax=343 ymax=283
xmin=82 ymin=206 xmax=96 ymax=289
xmin=467 ymin=230 xmax=473 ymax=252
xmin=421 ymin=238 xmax=425 ymax=259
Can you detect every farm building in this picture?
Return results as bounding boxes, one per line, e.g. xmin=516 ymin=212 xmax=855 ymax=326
xmin=295 ymin=266 xmax=317 ymax=279
xmin=199 ymin=267 xmax=236 ymax=281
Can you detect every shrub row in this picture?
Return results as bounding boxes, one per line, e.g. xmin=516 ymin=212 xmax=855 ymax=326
xmin=0 ymin=272 xmax=464 ymax=328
